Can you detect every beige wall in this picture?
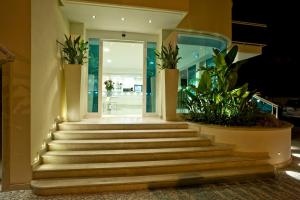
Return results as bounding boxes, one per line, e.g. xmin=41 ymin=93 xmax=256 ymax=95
xmin=31 ymin=0 xmax=69 ymax=164
xmin=198 ymin=124 xmax=292 ymax=166
xmin=72 ymin=0 xmax=189 ymax=12
xmin=75 ymin=0 xmax=231 ymax=40
xmin=178 ymin=0 xmax=232 ymax=40
xmin=0 ymin=0 xmax=31 ymax=189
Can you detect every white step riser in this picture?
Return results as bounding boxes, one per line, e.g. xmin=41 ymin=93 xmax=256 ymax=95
xmin=32 ymin=167 xmax=274 ymax=196
xmin=48 ymin=140 xmax=211 ymax=151
xmin=42 ymin=150 xmax=233 ymax=164
xmin=33 ymin=160 xmax=268 ymax=179
xmin=53 ymin=131 xmax=197 ymax=140
xmin=58 ymin=123 xmax=189 ymax=131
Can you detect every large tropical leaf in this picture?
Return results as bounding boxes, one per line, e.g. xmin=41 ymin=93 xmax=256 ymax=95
xmin=225 ymin=45 xmax=238 ymax=66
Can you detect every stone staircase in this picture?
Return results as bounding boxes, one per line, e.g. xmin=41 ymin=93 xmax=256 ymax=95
xmin=31 ymin=122 xmax=274 ymax=195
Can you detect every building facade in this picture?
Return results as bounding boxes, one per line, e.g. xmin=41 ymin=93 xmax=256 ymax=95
xmin=0 ymin=0 xmax=236 ymax=190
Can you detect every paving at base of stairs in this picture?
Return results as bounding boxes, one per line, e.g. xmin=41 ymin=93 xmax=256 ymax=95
xmin=1 ymin=139 xmax=300 ymax=200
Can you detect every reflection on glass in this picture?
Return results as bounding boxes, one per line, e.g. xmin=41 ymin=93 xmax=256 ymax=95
xmin=88 ymin=38 xmax=99 ymax=112
xmin=146 ymin=42 xmax=156 ymax=113
xmin=177 ymin=33 xmax=227 ymax=113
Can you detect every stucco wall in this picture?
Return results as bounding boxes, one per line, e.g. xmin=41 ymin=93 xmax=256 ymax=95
xmin=75 ymin=0 xmax=231 ymax=40
xmin=0 ymin=0 xmax=31 ymax=189
xmin=197 ymin=123 xmax=292 ymax=166
xmin=31 ymin=0 xmax=69 ymax=164
xmin=178 ymin=0 xmax=232 ymax=40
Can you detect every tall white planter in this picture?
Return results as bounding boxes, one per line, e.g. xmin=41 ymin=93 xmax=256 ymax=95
xmin=162 ymin=69 xmax=179 ymax=121
xmin=64 ymin=64 xmax=82 ymax=121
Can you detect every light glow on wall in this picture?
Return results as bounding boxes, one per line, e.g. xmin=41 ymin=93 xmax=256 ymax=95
xmin=41 ymin=142 xmax=46 ymax=149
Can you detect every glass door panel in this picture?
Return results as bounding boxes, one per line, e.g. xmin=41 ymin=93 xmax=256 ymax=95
xmin=146 ymin=42 xmax=157 ymax=113
xmin=87 ymin=38 xmax=100 ymax=113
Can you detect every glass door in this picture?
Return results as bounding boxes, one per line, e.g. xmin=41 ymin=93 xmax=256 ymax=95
xmin=101 ymin=41 xmax=144 ymax=116
xmin=87 ymin=38 xmax=158 ymax=117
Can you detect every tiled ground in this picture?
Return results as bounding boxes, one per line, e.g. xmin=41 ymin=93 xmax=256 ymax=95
xmin=1 ymin=140 xmax=300 ymax=200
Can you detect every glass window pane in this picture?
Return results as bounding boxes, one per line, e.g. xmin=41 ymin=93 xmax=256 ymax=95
xmin=177 ymin=33 xmax=227 ymax=113
xmin=146 ymin=42 xmax=156 ymax=113
xmin=188 ymin=65 xmax=196 ymax=85
xmin=88 ymin=38 xmax=99 ymax=112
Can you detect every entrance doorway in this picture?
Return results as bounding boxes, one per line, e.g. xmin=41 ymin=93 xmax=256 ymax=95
xmin=102 ymin=41 xmax=144 ymax=116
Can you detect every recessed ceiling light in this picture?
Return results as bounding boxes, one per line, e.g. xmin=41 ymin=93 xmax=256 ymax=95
xmin=104 ymin=48 xmax=110 ymax=52
xmin=107 ymin=59 xmax=112 ymax=63
xmin=148 ymin=19 xmax=152 ymax=23
xmin=121 ymin=17 xmax=125 ymax=21
xmin=92 ymin=15 xmax=96 ymax=19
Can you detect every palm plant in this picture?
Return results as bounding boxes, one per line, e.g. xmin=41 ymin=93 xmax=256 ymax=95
xmin=59 ymin=35 xmax=88 ymax=65
xmin=155 ymin=43 xmax=182 ymax=69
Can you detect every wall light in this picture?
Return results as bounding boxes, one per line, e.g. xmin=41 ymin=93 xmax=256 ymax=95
xmin=34 ymin=155 xmax=40 ymax=163
xmin=92 ymin=15 xmax=96 ymax=19
xmin=41 ymin=142 xmax=46 ymax=149
xmin=148 ymin=19 xmax=152 ymax=23
xmin=121 ymin=17 xmax=125 ymax=21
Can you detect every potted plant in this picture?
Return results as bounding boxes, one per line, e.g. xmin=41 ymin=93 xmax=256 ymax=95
xmin=156 ymin=43 xmax=182 ymax=121
xmin=59 ymin=34 xmax=88 ymax=121
xmin=184 ymin=45 xmax=292 ymax=166
xmin=104 ymin=79 xmax=114 ymax=97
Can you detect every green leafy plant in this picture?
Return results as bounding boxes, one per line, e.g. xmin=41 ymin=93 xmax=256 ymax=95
xmin=155 ymin=43 xmax=182 ymax=69
xmin=184 ymin=45 xmax=261 ymax=126
xmin=104 ymin=80 xmax=114 ymax=91
xmin=59 ymin=35 xmax=88 ymax=65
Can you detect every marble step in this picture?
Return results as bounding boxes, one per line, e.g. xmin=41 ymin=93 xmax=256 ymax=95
xmin=58 ymin=122 xmax=189 ymax=131
xmin=53 ymin=129 xmax=197 ymax=140
xmin=42 ymin=145 xmax=234 ymax=164
xmin=48 ymin=137 xmax=210 ymax=151
xmin=33 ymin=156 xmax=270 ymax=179
xmin=31 ymin=165 xmax=275 ymax=195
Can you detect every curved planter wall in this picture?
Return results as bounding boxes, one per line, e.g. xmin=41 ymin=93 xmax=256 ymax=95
xmin=189 ymin=123 xmax=292 ymax=166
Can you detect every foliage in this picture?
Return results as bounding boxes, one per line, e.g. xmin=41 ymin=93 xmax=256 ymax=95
xmin=155 ymin=43 xmax=182 ymax=69
xmin=184 ymin=45 xmax=262 ymax=126
xmin=59 ymin=35 xmax=88 ymax=65
xmin=104 ymin=80 xmax=114 ymax=91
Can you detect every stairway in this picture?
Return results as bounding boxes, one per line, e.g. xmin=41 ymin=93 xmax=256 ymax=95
xmin=31 ymin=122 xmax=274 ymax=195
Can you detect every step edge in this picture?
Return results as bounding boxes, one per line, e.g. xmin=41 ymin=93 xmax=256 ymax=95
xmin=31 ymin=165 xmax=274 ymax=188
xmin=34 ymin=158 xmax=270 ymax=172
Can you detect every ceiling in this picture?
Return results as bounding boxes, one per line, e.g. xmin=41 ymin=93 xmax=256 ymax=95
xmin=102 ymin=41 xmax=143 ymax=74
xmin=62 ymin=1 xmax=186 ymax=34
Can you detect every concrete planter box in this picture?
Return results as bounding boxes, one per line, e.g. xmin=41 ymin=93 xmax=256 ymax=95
xmin=189 ymin=122 xmax=293 ymax=166
xmin=162 ymin=69 xmax=179 ymax=121
xmin=64 ymin=64 xmax=82 ymax=121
